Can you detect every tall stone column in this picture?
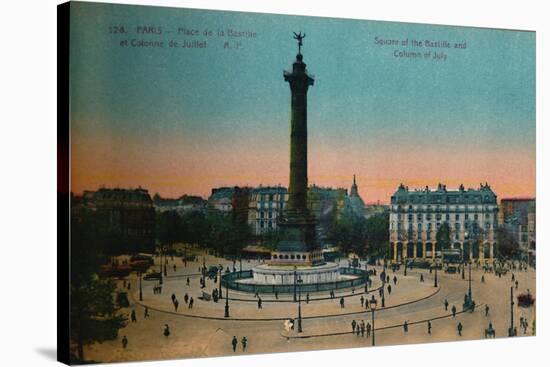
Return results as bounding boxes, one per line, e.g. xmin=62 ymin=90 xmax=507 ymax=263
xmin=284 ymin=53 xmax=314 ymax=216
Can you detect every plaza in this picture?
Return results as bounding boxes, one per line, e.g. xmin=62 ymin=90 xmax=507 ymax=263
xmin=84 ymin=252 xmax=536 ymax=363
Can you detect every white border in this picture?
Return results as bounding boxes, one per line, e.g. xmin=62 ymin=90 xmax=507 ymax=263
xmin=0 ymin=1 xmax=546 ymax=366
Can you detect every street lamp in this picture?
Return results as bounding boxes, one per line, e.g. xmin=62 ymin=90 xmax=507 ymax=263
xmin=508 ymin=286 xmax=514 ymax=336
xmin=159 ymin=247 xmax=164 ymax=285
xmin=370 ymin=296 xmax=377 ymax=346
xmin=381 ymin=279 xmax=386 ymax=308
xmin=224 ymin=279 xmax=230 ymax=318
xmin=139 ymin=271 xmax=143 ymax=301
xmin=293 ymin=267 xmax=297 ymax=302
xmin=297 ymin=276 xmax=303 ymax=333
xmin=364 ymin=262 xmax=369 ymax=293
xmin=218 ymin=265 xmax=223 ymax=299
xmin=434 ymin=262 xmax=438 ymax=288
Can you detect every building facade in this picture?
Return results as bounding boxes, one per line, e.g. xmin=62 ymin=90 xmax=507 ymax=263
xmin=247 ymin=186 xmax=287 ymax=235
xmin=74 ymin=187 xmax=156 ymax=253
xmin=499 ymin=198 xmax=536 ymax=252
xmin=153 ymin=193 xmax=206 ymax=214
xmin=389 ymin=183 xmax=498 ymax=263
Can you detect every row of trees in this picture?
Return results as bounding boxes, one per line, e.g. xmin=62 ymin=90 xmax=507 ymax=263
xmin=328 ymin=212 xmax=522 ymax=260
xmin=156 ymin=210 xmax=251 ymax=258
xmin=328 ymin=211 xmax=389 ymax=258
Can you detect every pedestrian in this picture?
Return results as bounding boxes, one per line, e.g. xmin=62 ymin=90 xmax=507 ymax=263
xmin=171 ymin=293 xmax=176 ymax=303
xmin=144 ymin=306 xmax=149 ymax=318
xmin=481 ymin=275 xmax=485 ymax=283
xmin=189 ymin=297 xmax=194 ymax=309
xmin=232 ymin=336 xmax=238 ymax=352
xmin=275 ymin=291 xmax=278 ymax=300
xmin=485 ymin=304 xmax=489 ymax=317
xmin=360 ymin=296 xmax=364 ymax=307
xmin=173 ymin=264 xmax=176 ymax=272
xmin=457 ymin=322 xmax=463 ymax=336
xmin=131 ymin=309 xmax=137 ymax=323
xmin=351 ymin=320 xmax=357 ymax=333
xmin=420 ymin=274 xmax=424 ymax=282
xmin=241 ymin=336 xmax=247 ymax=352
xmin=360 ymin=320 xmax=365 ymax=337
xmin=452 ymin=305 xmax=457 ymax=317
xmin=444 ymin=299 xmax=449 ymax=311
xmin=174 ymin=299 xmax=179 ymax=312
xmin=186 ymin=277 xmax=190 ymax=286
xmin=340 ymin=297 xmax=345 ymax=308
xmin=403 ymin=321 xmax=408 ymax=333
xmin=512 ymin=273 xmax=515 ymax=282
xmin=306 ymin=293 xmax=310 ymax=304
xmin=515 ymin=280 xmax=519 ymax=289
xmin=366 ymin=322 xmax=371 ymax=337
xmin=258 ymin=297 xmax=262 ymax=309
xmin=163 ymin=324 xmax=170 ymax=337
xmin=387 ymin=284 xmax=392 ymax=295
xmin=122 ymin=335 xmax=128 ymax=349
xmin=386 ymin=275 xmax=390 ymax=283
xmin=184 ymin=293 xmax=189 ymax=304
xmin=393 ymin=275 xmax=397 ymax=285
xmin=427 ymin=320 xmax=432 ymax=334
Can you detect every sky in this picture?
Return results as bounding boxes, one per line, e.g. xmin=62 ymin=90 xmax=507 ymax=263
xmin=70 ymin=2 xmax=536 ymax=203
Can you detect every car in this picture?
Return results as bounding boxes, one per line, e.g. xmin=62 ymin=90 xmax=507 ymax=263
xmin=445 ymin=265 xmax=458 ymax=274
xmin=143 ymin=271 xmax=162 ymax=281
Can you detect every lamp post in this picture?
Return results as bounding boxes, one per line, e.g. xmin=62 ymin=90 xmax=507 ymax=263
xmin=370 ymin=296 xmax=377 ymax=346
xmin=364 ymin=262 xmax=369 ymax=293
xmin=297 ymin=276 xmax=303 ymax=332
xmin=163 ymin=248 xmax=168 ymax=277
xmin=224 ymin=280 xmax=230 ymax=318
xmin=139 ymin=271 xmax=143 ymax=301
xmin=381 ymin=278 xmax=386 ymax=308
xmin=434 ymin=262 xmax=438 ymax=287
xmin=202 ymin=257 xmax=206 ymax=288
xmin=468 ymin=261 xmax=472 ymax=302
xmin=159 ymin=247 xmax=163 ymax=285
xmin=293 ymin=267 xmax=297 ymax=302
xmin=462 ymin=262 xmax=465 ymax=280
xmin=218 ymin=265 xmax=223 ymax=299
xmin=508 ymin=286 xmax=514 ymax=336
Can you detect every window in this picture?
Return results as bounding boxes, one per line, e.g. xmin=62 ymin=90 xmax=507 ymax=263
xmin=427 ymin=214 xmax=432 ymax=221
xmin=291 ymin=254 xmax=295 ymax=259
xmin=436 ymin=213 xmax=442 ymax=221
xmin=446 ymin=214 xmax=450 ymax=221
xmin=408 ymin=214 xmax=413 ymax=221
xmin=273 ymin=254 xmax=278 ymax=259
xmin=417 ymin=223 xmax=422 ymax=232
xmin=474 ymin=214 xmax=478 ymax=220
xmin=455 ymin=214 xmax=460 ymax=221
xmin=417 ymin=213 xmax=422 ymax=221
xmin=465 ymin=214 xmax=469 ymax=220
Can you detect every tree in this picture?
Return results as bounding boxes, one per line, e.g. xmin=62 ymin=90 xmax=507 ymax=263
xmin=496 ymin=225 xmax=520 ymax=259
xmin=70 ymin=209 xmax=127 ymax=362
xmin=156 ymin=210 xmax=182 ymax=255
xmin=329 ymin=212 xmax=368 ymax=256
xmin=365 ymin=212 xmax=389 ymax=258
xmin=436 ymin=222 xmax=451 ymax=250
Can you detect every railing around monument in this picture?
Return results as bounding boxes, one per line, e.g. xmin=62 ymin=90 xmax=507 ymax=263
xmin=221 ymin=267 xmax=367 ymax=294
